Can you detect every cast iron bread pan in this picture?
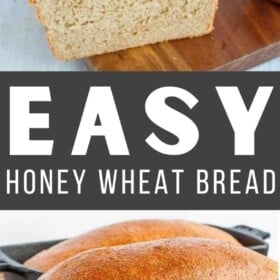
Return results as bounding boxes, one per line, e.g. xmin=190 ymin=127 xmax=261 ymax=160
xmin=0 ymin=225 xmax=271 ymax=280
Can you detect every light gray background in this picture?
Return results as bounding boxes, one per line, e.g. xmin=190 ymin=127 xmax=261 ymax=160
xmin=0 ymin=0 xmax=279 ymax=71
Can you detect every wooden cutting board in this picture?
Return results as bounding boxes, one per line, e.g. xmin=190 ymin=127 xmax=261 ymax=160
xmin=86 ymin=0 xmax=280 ymax=71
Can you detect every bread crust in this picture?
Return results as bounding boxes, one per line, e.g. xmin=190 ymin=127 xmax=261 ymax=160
xmin=24 ymin=220 xmax=239 ymax=272
xmin=39 ymin=238 xmax=278 ymax=280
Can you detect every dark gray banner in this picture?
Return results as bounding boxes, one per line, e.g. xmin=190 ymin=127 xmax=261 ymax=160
xmin=0 ymin=72 xmax=279 ymax=209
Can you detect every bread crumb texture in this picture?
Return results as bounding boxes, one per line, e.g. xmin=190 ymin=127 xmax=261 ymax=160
xmin=29 ymin=0 xmax=218 ymax=60
xmin=39 ymin=238 xmax=278 ymax=280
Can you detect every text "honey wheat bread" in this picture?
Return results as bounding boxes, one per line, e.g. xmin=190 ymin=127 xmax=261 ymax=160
xmin=24 ymin=219 xmax=239 ymax=272
xmin=29 ymin=0 xmax=218 ymax=60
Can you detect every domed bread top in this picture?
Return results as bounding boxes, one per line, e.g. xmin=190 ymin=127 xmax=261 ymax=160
xmin=25 ymin=219 xmax=240 ymax=272
xmin=39 ymin=237 xmax=278 ymax=280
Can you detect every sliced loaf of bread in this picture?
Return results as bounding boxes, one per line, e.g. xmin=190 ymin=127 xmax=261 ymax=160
xmin=30 ymin=0 xmax=218 ymax=60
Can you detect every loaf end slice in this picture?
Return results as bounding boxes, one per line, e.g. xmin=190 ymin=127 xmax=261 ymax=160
xmin=30 ymin=0 xmax=218 ymax=60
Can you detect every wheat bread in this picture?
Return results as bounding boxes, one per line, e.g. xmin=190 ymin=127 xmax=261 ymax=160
xmin=24 ymin=219 xmax=239 ymax=272
xmin=29 ymin=0 xmax=218 ymax=60
xmin=39 ymin=238 xmax=278 ymax=280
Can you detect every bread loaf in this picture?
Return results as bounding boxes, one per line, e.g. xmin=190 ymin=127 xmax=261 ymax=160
xmin=39 ymin=238 xmax=278 ymax=280
xmin=29 ymin=0 xmax=218 ymax=60
xmin=24 ymin=219 xmax=239 ymax=272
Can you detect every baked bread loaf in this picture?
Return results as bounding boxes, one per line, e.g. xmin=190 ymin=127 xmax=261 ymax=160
xmin=29 ymin=0 xmax=218 ymax=60
xmin=25 ymin=219 xmax=239 ymax=272
xmin=39 ymin=238 xmax=278 ymax=280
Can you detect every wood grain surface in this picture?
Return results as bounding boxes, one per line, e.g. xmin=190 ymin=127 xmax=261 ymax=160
xmin=87 ymin=0 xmax=280 ymax=71
xmin=0 ymin=273 xmax=4 ymax=280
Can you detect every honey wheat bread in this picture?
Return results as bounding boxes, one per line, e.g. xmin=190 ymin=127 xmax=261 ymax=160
xmin=29 ymin=0 xmax=218 ymax=60
xmin=39 ymin=238 xmax=278 ymax=280
xmin=24 ymin=220 xmax=239 ymax=272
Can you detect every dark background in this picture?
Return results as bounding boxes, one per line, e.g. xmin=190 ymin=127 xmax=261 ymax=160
xmin=0 ymin=72 xmax=279 ymax=210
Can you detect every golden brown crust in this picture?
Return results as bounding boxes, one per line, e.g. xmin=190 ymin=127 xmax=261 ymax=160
xmin=28 ymin=0 xmax=45 ymax=25
xmin=39 ymin=238 xmax=278 ymax=280
xmin=24 ymin=220 xmax=240 ymax=272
